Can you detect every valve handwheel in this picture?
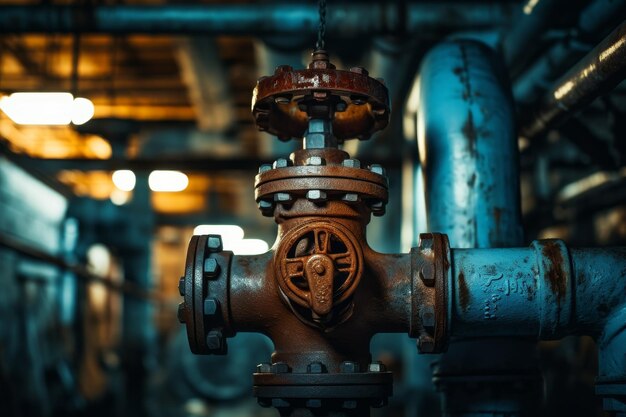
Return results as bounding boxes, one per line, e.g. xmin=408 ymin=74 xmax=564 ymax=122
xmin=276 ymin=222 xmax=363 ymax=318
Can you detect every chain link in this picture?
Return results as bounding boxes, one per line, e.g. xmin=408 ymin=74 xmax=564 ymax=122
xmin=316 ymin=0 xmax=327 ymax=50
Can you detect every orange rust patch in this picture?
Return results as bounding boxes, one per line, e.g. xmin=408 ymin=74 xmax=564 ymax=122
xmin=458 ymin=271 xmax=470 ymax=312
xmin=542 ymin=241 xmax=566 ymax=302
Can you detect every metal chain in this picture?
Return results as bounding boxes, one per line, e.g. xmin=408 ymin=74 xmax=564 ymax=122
xmin=316 ymin=0 xmax=327 ymax=50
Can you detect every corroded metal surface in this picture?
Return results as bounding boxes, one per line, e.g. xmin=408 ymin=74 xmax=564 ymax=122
xmin=275 ymin=221 xmax=363 ymax=319
xmin=410 ymin=233 xmax=451 ymax=353
xmin=251 ymin=50 xmax=389 ymax=141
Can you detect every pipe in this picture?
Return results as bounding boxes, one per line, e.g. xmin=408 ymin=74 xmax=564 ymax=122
xmin=520 ymin=20 xmax=626 ymax=139
xmin=451 ymin=242 xmax=626 ymax=339
xmin=417 ymin=40 xmax=538 ymax=416
xmin=500 ymin=0 xmax=571 ymax=76
xmin=513 ymin=0 xmax=626 ymax=104
xmin=417 ymin=40 xmax=523 ymax=249
xmin=449 ymin=240 xmax=626 ymax=414
xmin=0 ymin=3 xmax=514 ymax=35
xmin=175 ymin=37 xmax=234 ymax=132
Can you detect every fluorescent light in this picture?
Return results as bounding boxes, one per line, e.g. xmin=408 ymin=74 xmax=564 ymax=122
xmin=233 ymin=239 xmax=269 ymax=255
xmin=148 ymin=170 xmax=189 ymax=192
xmin=112 ymin=170 xmax=136 ymax=192
xmin=0 ymin=92 xmax=94 ymax=125
xmin=192 ymin=225 xmax=269 ymax=255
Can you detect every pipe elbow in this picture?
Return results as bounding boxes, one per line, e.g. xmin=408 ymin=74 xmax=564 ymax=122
xmin=418 ymin=39 xmax=522 ymax=249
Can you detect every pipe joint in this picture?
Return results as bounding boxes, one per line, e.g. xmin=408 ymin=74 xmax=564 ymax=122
xmin=410 ymin=233 xmax=451 ymax=353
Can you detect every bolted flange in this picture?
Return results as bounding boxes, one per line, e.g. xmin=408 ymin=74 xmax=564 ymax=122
xmin=179 ymin=234 xmax=233 ymax=355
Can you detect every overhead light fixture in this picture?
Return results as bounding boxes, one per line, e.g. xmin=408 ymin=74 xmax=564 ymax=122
xmin=0 ymin=92 xmax=94 ymax=125
xmin=193 ymin=224 xmax=269 ymax=255
xmin=148 ymin=170 xmax=189 ymax=192
xmin=112 ymin=170 xmax=136 ymax=192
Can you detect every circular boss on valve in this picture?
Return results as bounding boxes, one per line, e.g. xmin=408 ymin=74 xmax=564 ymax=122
xmin=275 ymin=221 xmax=363 ymax=317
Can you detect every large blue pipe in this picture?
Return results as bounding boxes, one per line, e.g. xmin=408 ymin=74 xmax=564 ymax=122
xmin=451 ymin=242 xmax=626 ymax=338
xmin=417 ymin=40 xmax=523 ymax=249
xmin=417 ymin=40 xmax=537 ymax=416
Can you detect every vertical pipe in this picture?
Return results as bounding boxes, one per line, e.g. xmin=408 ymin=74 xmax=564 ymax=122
xmin=418 ymin=40 xmax=523 ymax=249
xmin=417 ymin=40 xmax=540 ymax=416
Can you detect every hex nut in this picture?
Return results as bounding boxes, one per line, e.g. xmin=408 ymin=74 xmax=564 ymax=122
xmin=258 ymin=164 xmax=272 ymax=174
xmin=305 ymin=156 xmax=325 ymax=166
xmin=203 ymin=258 xmax=220 ymax=278
xmin=207 ymin=235 xmax=223 ymax=252
xmin=271 ymin=362 xmax=291 ymax=374
xmin=206 ymin=330 xmax=223 ymax=350
xmin=369 ymin=164 xmax=386 ymax=176
xmin=418 ymin=234 xmax=434 ymax=254
xmin=259 ymin=199 xmax=273 ymax=208
xmin=274 ymin=193 xmax=292 ymax=202
xmin=368 ymin=361 xmax=386 ymax=373
xmin=256 ymin=363 xmax=272 ymax=373
xmin=203 ymin=297 xmax=219 ymax=316
xmin=342 ymin=159 xmax=361 ymax=169
xmin=421 ymin=305 xmax=435 ymax=333
xmin=306 ymin=189 xmax=327 ymax=202
xmin=349 ymin=66 xmax=369 ymax=76
xmin=273 ymin=158 xmax=291 ymax=169
xmin=307 ymin=362 xmax=326 ymax=374
xmin=420 ymin=262 xmax=435 ymax=286
xmin=340 ymin=361 xmax=360 ymax=373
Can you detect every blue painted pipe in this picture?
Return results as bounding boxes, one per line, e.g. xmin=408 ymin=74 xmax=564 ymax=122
xmin=0 ymin=3 xmax=515 ymax=35
xmin=451 ymin=241 xmax=626 ymax=340
xmin=417 ymin=40 xmax=523 ymax=249
xmin=417 ymin=40 xmax=539 ymax=416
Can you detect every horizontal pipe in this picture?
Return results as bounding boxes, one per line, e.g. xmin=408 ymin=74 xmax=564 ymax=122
xmin=520 ymin=20 xmax=626 ymax=139
xmin=0 ymin=3 xmax=514 ymax=35
xmin=451 ymin=240 xmax=626 ymax=339
xmin=0 ymin=232 xmax=160 ymax=301
xmin=501 ymin=0 xmax=569 ymax=76
xmin=513 ymin=0 xmax=626 ymax=104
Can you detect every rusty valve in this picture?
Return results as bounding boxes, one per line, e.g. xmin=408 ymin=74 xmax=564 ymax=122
xmin=177 ymin=49 xmax=450 ymax=417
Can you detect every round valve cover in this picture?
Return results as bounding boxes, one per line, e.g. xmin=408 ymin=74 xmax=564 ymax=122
xmin=252 ymin=52 xmax=390 ymax=141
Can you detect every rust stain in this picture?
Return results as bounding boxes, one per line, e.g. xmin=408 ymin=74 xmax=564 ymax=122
xmin=542 ymin=241 xmax=566 ymax=302
xmin=462 ymin=111 xmax=477 ymax=155
xmin=458 ymin=271 xmax=470 ymax=312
